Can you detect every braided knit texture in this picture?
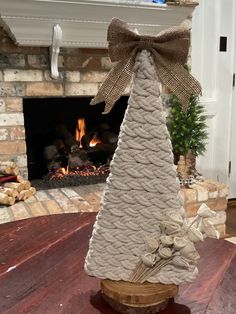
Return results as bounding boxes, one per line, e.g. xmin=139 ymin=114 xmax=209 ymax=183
xmin=85 ymin=50 xmax=198 ymax=285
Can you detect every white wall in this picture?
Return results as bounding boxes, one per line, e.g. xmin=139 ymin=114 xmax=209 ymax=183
xmin=192 ymin=0 xmax=235 ymax=186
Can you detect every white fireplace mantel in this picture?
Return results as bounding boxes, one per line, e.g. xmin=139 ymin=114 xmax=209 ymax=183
xmin=0 ymin=0 xmax=196 ymax=48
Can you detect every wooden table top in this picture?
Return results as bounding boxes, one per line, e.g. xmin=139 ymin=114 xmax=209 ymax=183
xmin=0 ymin=212 xmax=235 ymax=314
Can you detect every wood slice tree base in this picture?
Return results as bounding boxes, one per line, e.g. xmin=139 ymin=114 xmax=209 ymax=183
xmin=101 ymin=279 xmax=178 ymax=314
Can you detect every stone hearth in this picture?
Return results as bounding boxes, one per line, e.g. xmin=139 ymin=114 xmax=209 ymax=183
xmin=0 ymin=180 xmax=228 ymax=239
xmin=181 ymin=180 xmax=229 ymax=237
xmin=0 ymin=183 xmax=105 ymax=224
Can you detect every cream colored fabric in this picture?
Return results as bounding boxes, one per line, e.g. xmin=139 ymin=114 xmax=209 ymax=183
xmin=85 ymin=50 xmax=198 ymax=284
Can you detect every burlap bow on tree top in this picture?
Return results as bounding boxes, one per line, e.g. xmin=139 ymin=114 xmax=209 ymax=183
xmin=90 ymin=18 xmax=201 ymax=113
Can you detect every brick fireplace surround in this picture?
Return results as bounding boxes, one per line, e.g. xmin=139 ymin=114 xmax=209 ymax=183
xmin=0 ymin=26 xmax=113 ymax=177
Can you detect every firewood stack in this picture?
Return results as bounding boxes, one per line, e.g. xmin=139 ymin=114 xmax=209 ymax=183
xmin=0 ymin=161 xmax=36 ymax=206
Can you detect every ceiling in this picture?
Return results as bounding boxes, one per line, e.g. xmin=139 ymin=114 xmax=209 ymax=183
xmin=0 ymin=0 xmax=196 ymax=48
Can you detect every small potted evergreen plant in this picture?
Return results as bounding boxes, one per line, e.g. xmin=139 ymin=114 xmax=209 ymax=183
xmin=166 ymin=93 xmax=208 ymax=180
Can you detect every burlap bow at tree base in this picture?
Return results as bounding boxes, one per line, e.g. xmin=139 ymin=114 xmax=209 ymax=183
xmin=90 ymin=18 xmax=201 ymax=113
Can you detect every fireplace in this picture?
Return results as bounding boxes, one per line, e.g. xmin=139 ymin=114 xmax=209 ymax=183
xmin=0 ymin=3 xmax=191 ymax=182
xmin=23 ymin=96 xmax=128 ymax=186
xmin=0 ymin=25 xmax=129 ymax=181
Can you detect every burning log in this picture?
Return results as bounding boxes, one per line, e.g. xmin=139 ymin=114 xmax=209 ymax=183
xmin=43 ymin=118 xmax=118 ymax=172
xmin=90 ymin=143 xmax=116 ymax=154
xmin=52 ymin=138 xmax=66 ymax=151
xmin=80 ymin=123 xmax=114 ymax=149
xmin=47 ymin=160 xmax=61 ymax=171
xmin=44 ymin=145 xmax=59 ymax=161
xmin=100 ymin=131 xmax=118 ymax=145
xmin=41 ymin=117 xmax=119 ymax=182
xmin=87 ymin=143 xmax=116 ymax=164
xmin=81 ymin=129 xmax=97 ymax=149
xmin=43 ymin=145 xmax=63 ymax=171
xmin=46 ymin=164 xmax=110 ymax=188
xmin=68 ymin=150 xmax=90 ymax=168
xmin=54 ymin=123 xmax=79 ymax=150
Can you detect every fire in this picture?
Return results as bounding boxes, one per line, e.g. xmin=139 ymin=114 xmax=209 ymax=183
xmin=90 ymin=136 xmax=101 ymax=147
xmin=75 ymin=119 xmax=86 ymax=148
xmin=61 ymin=166 xmax=69 ymax=175
xmin=75 ymin=118 xmax=101 ymax=147
xmin=48 ymin=165 xmax=110 ymax=181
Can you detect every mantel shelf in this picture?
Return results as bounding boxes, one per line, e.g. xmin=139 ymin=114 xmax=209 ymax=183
xmin=0 ymin=0 xmax=196 ymax=48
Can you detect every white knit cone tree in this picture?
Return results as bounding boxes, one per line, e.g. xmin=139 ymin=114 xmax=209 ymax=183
xmin=85 ymin=49 xmax=199 ymax=285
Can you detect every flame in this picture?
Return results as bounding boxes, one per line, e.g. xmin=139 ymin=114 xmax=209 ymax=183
xmin=75 ymin=118 xmax=101 ymax=147
xmin=76 ymin=118 xmax=86 ymax=148
xmin=48 ymin=164 xmax=110 ymax=181
xmin=90 ymin=137 xmax=100 ymax=147
xmin=61 ymin=166 xmax=69 ymax=175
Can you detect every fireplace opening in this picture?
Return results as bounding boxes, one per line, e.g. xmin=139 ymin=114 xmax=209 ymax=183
xmin=23 ymin=96 xmax=128 ymax=187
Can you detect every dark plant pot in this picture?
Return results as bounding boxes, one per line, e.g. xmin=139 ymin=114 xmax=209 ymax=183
xmin=174 ymin=154 xmax=180 ymax=165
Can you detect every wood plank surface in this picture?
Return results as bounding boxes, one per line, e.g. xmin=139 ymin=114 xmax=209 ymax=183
xmin=176 ymin=239 xmax=236 ymax=314
xmin=204 ymin=253 xmax=236 ymax=314
xmin=226 ymin=206 xmax=236 ymax=236
xmin=0 ymin=213 xmax=95 ymax=276
xmin=0 ymin=213 xmax=235 ymax=314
